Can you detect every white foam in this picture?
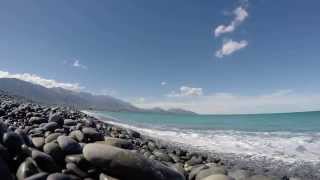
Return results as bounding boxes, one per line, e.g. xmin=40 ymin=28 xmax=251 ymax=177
xmin=84 ymin=111 xmax=320 ymax=164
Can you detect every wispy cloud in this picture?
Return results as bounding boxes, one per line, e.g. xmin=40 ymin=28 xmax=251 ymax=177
xmin=0 ymin=70 xmax=84 ymax=91
xmin=216 ymin=39 xmax=248 ymax=58
xmin=72 ymin=59 xmax=87 ymax=69
xmin=161 ymin=81 xmax=167 ymax=86
xmin=214 ymin=6 xmax=248 ymax=37
xmin=168 ymin=86 xmax=203 ymax=97
xmin=133 ymin=89 xmax=320 ymax=114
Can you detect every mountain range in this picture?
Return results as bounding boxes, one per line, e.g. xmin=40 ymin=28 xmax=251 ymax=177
xmin=0 ymin=78 xmax=196 ymax=114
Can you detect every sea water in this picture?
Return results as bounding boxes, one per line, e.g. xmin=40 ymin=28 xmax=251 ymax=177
xmin=86 ymin=110 xmax=320 ymax=164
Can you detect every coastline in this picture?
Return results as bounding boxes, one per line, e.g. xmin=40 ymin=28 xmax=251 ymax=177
xmin=84 ymin=110 xmax=319 ymax=180
xmin=0 ymin=93 xmax=313 ymax=179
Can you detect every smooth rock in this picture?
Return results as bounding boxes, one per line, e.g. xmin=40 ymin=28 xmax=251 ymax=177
xmin=43 ymin=122 xmax=59 ymax=132
xmin=24 ymin=172 xmax=48 ymax=180
xmin=64 ymin=119 xmax=77 ymax=126
xmin=43 ymin=142 xmax=65 ymax=163
xmin=99 ymin=173 xmax=119 ymax=180
xmin=45 ymin=133 xmax=62 ymax=143
xmin=82 ymin=127 xmax=104 ymax=142
xmin=15 ymin=128 xmax=32 ymax=146
xmin=101 ymin=137 xmax=133 ymax=149
xmin=49 ymin=113 xmax=64 ymax=126
xmin=69 ymin=130 xmax=84 ymax=142
xmin=65 ymin=154 xmax=89 ymax=169
xmin=16 ymin=157 xmax=39 ymax=180
xmin=201 ymin=174 xmax=234 ymax=180
xmin=31 ymin=150 xmax=59 ymax=172
xmin=3 ymin=131 xmax=24 ymax=154
xmin=29 ymin=117 xmax=44 ymax=124
xmin=32 ymin=137 xmax=45 ymax=149
xmin=66 ymin=162 xmax=88 ymax=178
xmin=54 ymin=129 xmax=65 ymax=133
xmin=47 ymin=173 xmax=79 ymax=180
xmin=196 ymin=166 xmax=227 ymax=180
xmin=57 ymin=135 xmax=82 ymax=154
xmin=189 ymin=165 xmax=208 ymax=180
xmin=83 ymin=143 xmax=185 ymax=180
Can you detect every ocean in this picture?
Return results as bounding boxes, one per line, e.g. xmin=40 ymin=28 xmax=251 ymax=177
xmin=86 ymin=110 xmax=320 ymax=165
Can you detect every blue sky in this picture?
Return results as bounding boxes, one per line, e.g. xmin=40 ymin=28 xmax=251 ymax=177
xmin=1 ymin=0 xmax=320 ymax=114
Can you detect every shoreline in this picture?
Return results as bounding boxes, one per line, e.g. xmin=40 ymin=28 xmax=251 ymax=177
xmin=84 ymin=110 xmax=319 ymax=180
xmin=0 ymin=94 xmax=313 ymax=179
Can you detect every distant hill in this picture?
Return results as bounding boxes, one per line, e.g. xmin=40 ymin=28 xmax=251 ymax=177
xmin=0 ymin=78 xmax=196 ymax=114
xmin=166 ymin=108 xmax=197 ymax=115
xmin=147 ymin=107 xmax=197 ymax=115
xmin=0 ymin=78 xmax=138 ymax=112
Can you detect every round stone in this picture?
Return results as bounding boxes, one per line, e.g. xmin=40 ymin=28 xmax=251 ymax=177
xmin=43 ymin=122 xmax=59 ymax=132
xmin=69 ymin=130 xmax=84 ymax=142
xmin=16 ymin=158 xmax=39 ymax=180
xmin=82 ymin=127 xmax=104 ymax=142
xmin=196 ymin=166 xmax=227 ymax=180
xmin=45 ymin=133 xmax=62 ymax=143
xmin=32 ymin=137 xmax=45 ymax=149
xmin=201 ymin=174 xmax=234 ymax=180
xmin=29 ymin=117 xmax=45 ymax=124
xmin=99 ymin=173 xmax=119 ymax=180
xmin=64 ymin=119 xmax=77 ymax=126
xmin=57 ymin=135 xmax=82 ymax=154
xmin=43 ymin=142 xmax=65 ymax=163
xmin=47 ymin=173 xmax=78 ymax=180
xmin=66 ymin=162 xmax=88 ymax=178
xmin=24 ymin=172 xmax=48 ymax=180
xmin=83 ymin=143 xmax=184 ymax=180
xmin=31 ymin=150 xmax=59 ymax=172
xmin=49 ymin=113 xmax=64 ymax=126
xmin=3 ymin=132 xmax=24 ymax=154
xmin=100 ymin=137 xmax=133 ymax=149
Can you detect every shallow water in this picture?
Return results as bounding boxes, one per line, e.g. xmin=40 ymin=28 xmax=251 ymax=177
xmin=87 ymin=111 xmax=320 ymax=164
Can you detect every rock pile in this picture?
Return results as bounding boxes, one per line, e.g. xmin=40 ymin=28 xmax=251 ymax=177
xmin=0 ymin=94 xmax=299 ymax=180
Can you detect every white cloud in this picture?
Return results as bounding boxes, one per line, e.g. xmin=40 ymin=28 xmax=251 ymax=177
xmin=161 ymin=81 xmax=167 ymax=86
xmin=73 ymin=60 xmax=87 ymax=69
xmin=214 ymin=6 xmax=248 ymax=37
xmin=133 ymin=89 xmax=320 ymax=114
xmin=168 ymin=86 xmax=203 ymax=97
xmin=216 ymin=39 xmax=248 ymax=58
xmin=0 ymin=70 xmax=84 ymax=91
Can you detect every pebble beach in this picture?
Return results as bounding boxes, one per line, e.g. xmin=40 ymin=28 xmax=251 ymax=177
xmin=0 ymin=94 xmax=308 ymax=180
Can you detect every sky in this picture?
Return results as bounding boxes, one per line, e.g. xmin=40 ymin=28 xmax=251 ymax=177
xmin=1 ymin=0 xmax=320 ymax=114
